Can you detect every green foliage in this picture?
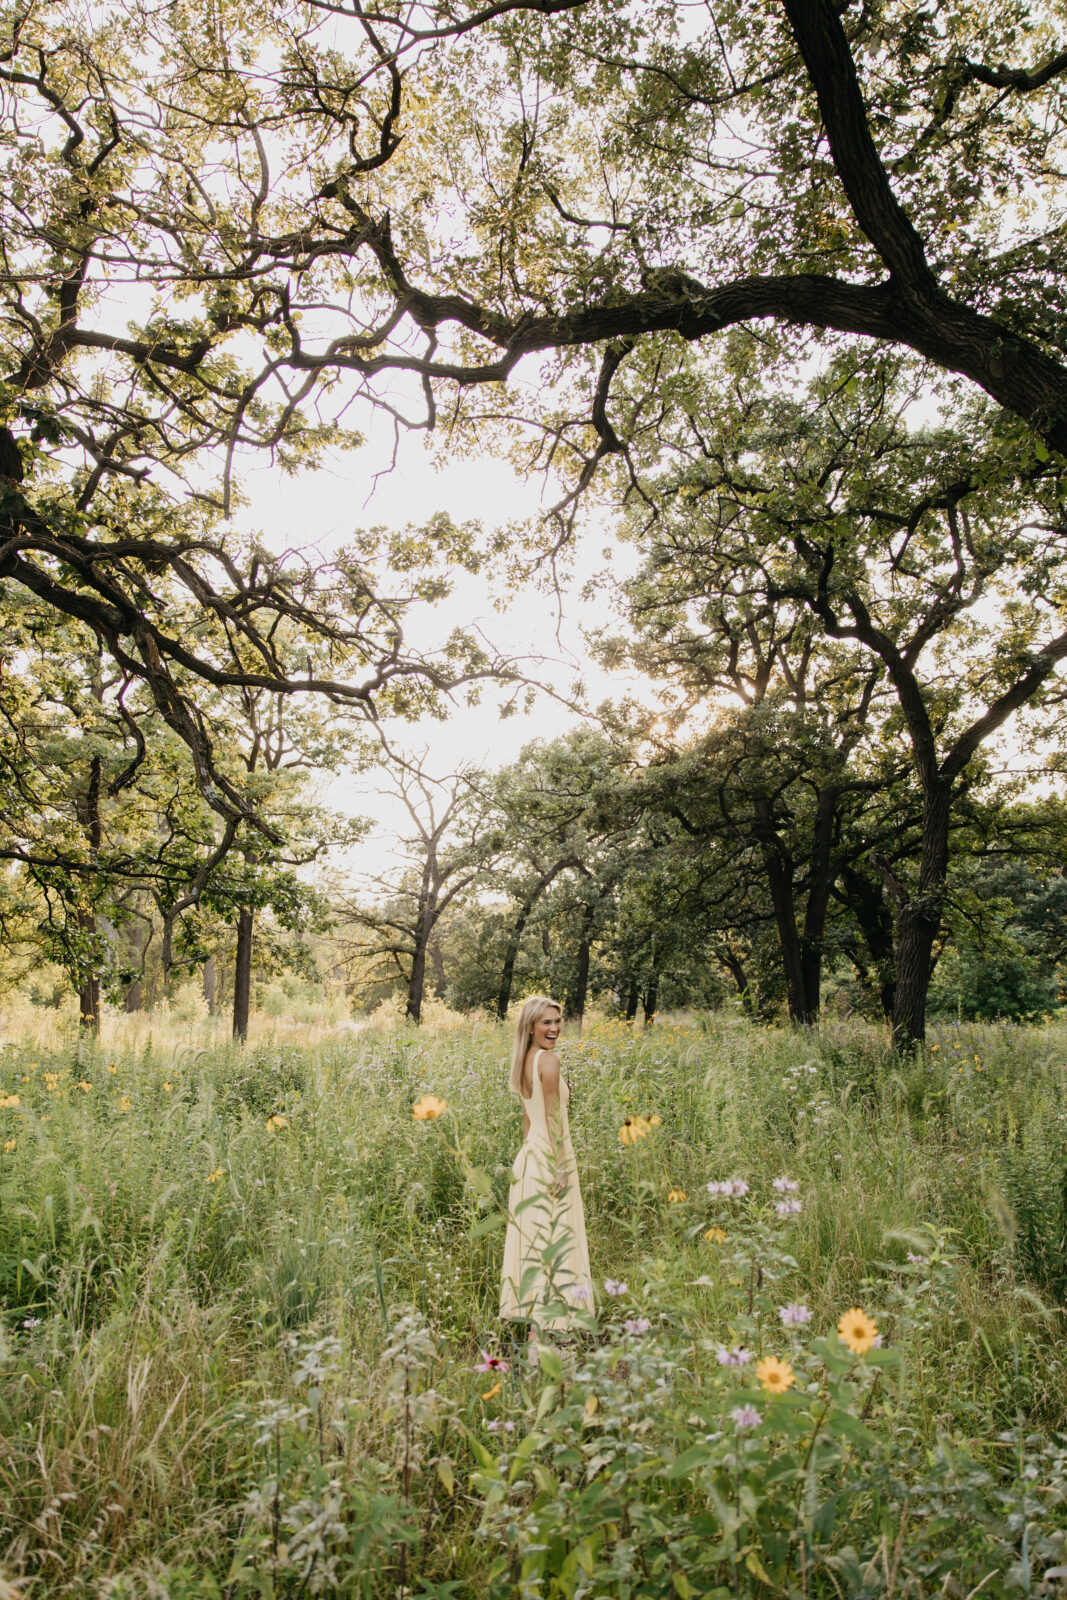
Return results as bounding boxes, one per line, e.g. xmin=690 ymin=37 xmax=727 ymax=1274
xmin=1 ymin=1014 xmax=1067 ymax=1595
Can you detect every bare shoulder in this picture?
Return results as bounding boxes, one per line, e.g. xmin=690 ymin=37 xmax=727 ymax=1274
xmin=537 ymin=1050 xmax=562 ymax=1089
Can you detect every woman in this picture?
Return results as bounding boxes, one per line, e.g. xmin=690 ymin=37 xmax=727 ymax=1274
xmin=499 ymin=994 xmax=594 ymax=1357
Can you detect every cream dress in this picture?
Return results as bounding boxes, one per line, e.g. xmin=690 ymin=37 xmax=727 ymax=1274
xmin=499 ymin=1048 xmax=594 ymax=1329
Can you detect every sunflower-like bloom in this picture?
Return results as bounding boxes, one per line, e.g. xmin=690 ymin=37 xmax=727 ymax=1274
xmin=618 ymin=1115 xmax=651 ymax=1145
xmin=705 ymin=1227 xmax=727 ymax=1245
xmin=756 ymin=1355 xmax=796 ymax=1394
xmin=837 ymin=1307 xmax=879 ymax=1354
xmin=413 ymin=1095 xmax=447 ymax=1120
xmin=266 ymin=1113 xmax=288 ymax=1131
xmin=667 ymin=1188 xmax=687 ymax=1203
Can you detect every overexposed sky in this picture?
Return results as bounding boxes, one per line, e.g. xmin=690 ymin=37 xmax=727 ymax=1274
xmin=240 ymin=414 xmax=653 ymax=860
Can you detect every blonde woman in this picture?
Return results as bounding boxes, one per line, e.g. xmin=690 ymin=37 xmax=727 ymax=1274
xmin=500 ymin=995 xmax=594 ymax=1358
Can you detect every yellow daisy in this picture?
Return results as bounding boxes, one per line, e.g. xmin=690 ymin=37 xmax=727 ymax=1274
xmin=619 ymin=1115 xmax=651 ymax=1145
xmin=667 ymin=1188 xmax=687 ymax=1203
xmin=413 ymin=1095 xmax=447 ymax=1120
xmin=206 ymin=1167 xmax=223 ymax=1185
xmin=163 ymin=1082 xmax=173 ymax=1093
xmin=3 ymin=1139 xmax=15 ymax=1152
xmin=704 ymin=1227 xmax=727 ymax=1245
xmin=838 ymin=1308 xmax=879 ymax=1354
xmin=266 ymin=1114 xmax=288 ymax=1131
xmin=120 ymin=1096 xmax=131 ymax=1112
xmin=756 ymin=1355 xmax=796 ymax=1394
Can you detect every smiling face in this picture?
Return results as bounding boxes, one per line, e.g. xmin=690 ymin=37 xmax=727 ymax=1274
xmin=531 ymin=1006 xmax=562 ymax=1052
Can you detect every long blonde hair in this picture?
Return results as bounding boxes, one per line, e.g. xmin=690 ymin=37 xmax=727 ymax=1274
xmin=509 ymin=994 xmax=562 ymax=1097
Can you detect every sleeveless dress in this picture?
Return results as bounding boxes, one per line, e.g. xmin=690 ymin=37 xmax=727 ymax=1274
xmin=499 ymin=1048 xmax=594 ymax=1329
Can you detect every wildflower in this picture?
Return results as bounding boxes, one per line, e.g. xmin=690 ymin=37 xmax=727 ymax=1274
xmin=715 ymin=1345 xmax=753 ymax=1368
xmin=931 ymin=1043 xmax=940 ymax=1052
xmin=756 ymin=1355 xmax=796 ymax=1394
xmin=120 ymin=1096 xmax=131 ymax=1112
xmin=163 ymin=1082 xmax=173 ymax=1093
xmin=107 ymin=1064 xmax=117 ymax=1075
xmin=474 ymin=1352 xmax=510 ymax=1374
xmin=504 ymin=1420 xmax=515 ymax=1432
xmin=772 ymin=1177 xmax=799 ymax=1193
xmin=667 ymin=1188 xmax=687 ymax=1203
xmin=730 ymin=1404 xmax=762 ymax=1430
xmin=648 ymin=1114 xmax=662 ymax=1126
xmin=706 ymin=1180 xmax=731 ymax=1196
xmin=77 ymin=1081 xmax=91 ymax=1093
xmin=778 ymin=1302 xmax=812 ymax=1326
xmin=0 ymin=1094 xmax=19 ymax=1109
xmin=266 ymin=1114 xmax=288 ymax=1131
xmin=906 ymin=1252 xmax=928 ymax=1266
xmin=624 ymin=1317 xmax=651 ymax=1336
xmin=22 ymin=1316 xmax=41 ymax=1329
xmin=487 ymin=1419 xmax=501 ymax=1433
xmin=572 ymin=1284 xmax=592 ymax=1301
xmin=413 ymin=1094 xmax=447 ymax=1120
xmin=3 ymin=1139 xmax=14 ymax=1152
xmin=837 ymin=1307 xmax=879 ymax=1354
xmin=603 ymin=1278 xmax=628 ymax=1296
xmin=206 ymin=1167 xmax=224 ymax=1185
xmin=704 ymin=1227 xmax=727 ymax=1245
xmin=728 ymin=1179 xmax=749 ymax=1197
xmin=481 ymin=1381 xmax=503 ymax=1400
xmin=619 ymin=1115 xmax=651 ymax=1145
xmin=776 ymin=1198 xmax=802 ymax=1217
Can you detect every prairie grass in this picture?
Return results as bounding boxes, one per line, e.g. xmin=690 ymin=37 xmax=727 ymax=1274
xmin=1 ymin=1010 xmax=1066 ymax=1597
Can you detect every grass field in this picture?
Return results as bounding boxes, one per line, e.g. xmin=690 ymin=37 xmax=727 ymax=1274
xmin=1 ymin=1010 xmax=1066 ymax=1598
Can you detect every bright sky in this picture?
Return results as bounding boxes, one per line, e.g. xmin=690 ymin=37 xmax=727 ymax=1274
xmin=241 ymin=413 xmax=653 ymax=859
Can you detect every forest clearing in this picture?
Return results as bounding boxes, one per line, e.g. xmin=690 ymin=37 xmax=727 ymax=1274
xmin=1 ymin=1011 xmax=1066 ymax=1598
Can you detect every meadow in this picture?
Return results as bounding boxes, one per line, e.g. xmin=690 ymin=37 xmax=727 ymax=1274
xmin=1 ymin=1009 xmax=1066 ymax=1599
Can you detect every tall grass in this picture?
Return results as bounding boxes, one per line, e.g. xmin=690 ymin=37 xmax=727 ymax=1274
xmin=1 ymin=1010 xmax=1066 ymax=1596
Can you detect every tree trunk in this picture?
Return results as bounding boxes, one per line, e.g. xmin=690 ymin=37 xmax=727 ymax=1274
xmin=567 ymin=932 xmax=592 ymax=1035
xmin=799 ymin=787 xmax=838 ymax=1020
xmin=233 ymin=908 xmax=254 ymax=1041
xmin=755 ymin=799 xmax=809 ymax=1023
xmin=123 ymin=917 xmax=146 ymax=1012
xmin=718 ymin=949 xmax=756 ymax=1017
xmin=890 ymin=783 xmax=952 ymax=1049
xmin=624 ymin=978 xmax=640 ymax=1021
xmin=203 ymin=954 xmax=217 ymax=1015
xmin=642 ymin=972 xmax=659 ymax=1027
xmin=497 ymin=902 xmax=534 ymax=1020
xmin=840 ymin=866 xmax=896 ymax=1019
xmin=407 ymin=936 xmax=428 ymax=1023
xmin=430 ymin=935 xmax=447 ymax=998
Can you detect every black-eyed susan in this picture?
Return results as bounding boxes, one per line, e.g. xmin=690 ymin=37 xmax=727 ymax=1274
xmin=837 ymin=1307 xmax=879 ymax=1354
xmin=705 ymin=1226 xmax=727 ymax=1245
xmin=756 ymin=1355 xmax=795 ymax=1394
xmin=667 ymin=1187 xmax=687 ymax=1203
xmin=120 ymin=1096 xmax=132 ymax=1112
xmin=0 ymin=1093 xmax=19 ymax=1110
xmin=618 ymin=1115 xmax=651 ymax=1145
xmin=266 ymin=1113 xmax=288 ymax=1131
xmin=163 ymin=1081 xmax=173 ymax=1093
xmin=413 ymin=1095 xmax=447 ymax=1120
xmin=3 ymin=1138 xmax=16 ymax=1152
xmin=206 ymin=1167 xmax=224 ymax=1185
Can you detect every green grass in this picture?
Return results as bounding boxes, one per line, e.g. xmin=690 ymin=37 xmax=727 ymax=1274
xmin=1 ymin=1011 xmax=1066 ymax=1597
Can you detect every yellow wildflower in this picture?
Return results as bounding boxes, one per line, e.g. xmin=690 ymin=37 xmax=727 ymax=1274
xmin=413 ymin=1095 xmax=447 ymax=1121
xmin=206 ymin=1167 xmax=224 ymax=1185
xmin=107 ymin=1064 xmax=117 ymax=1075
xmin=120 ymin=1096 xmax=131 ymax=1112
xmin=618 ymin=1115 xmax=651 ymax=1145
xmin=756 ymin=1355 xmax=795 ymax=1394
xmin=266 ymin=1114 xmax=288 ymax=1131
xmin=648 ymin=1114 xmax=662 ymax=1126
xmin=3 ymin=1139 xmax=15 ymax=1152
xmin=704 ymin=1227 xmax=727 ymax=1245
xmin=77 ymin=1081 xmax=91 ymax=1093
xmin=163 ymin=1082 xmax=173 ymax=1092
xmin=481 ymin=1381 xmax=503 ymax=1401
xmin=667 ymin=1188 xmax=687 ymax=1203
xmin=0 ymin=1093 xmax=19 ymax=1109
xmin=837 ymin=1307 xmax=879 ymax=1354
